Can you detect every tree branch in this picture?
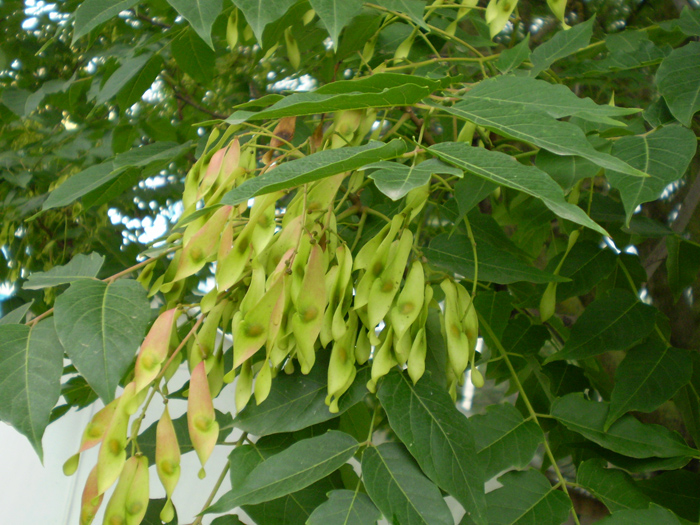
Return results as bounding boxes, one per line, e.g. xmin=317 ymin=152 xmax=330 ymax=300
xmin=644 ymin=168 xmax=700 ymax=280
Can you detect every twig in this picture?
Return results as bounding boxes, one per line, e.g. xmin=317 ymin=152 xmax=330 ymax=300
xmin=404 ymin=107 xmax=436 ymax=146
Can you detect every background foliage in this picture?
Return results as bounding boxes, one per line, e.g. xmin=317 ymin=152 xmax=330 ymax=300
xmin=1 ymin=0 xmax=700 ymax=524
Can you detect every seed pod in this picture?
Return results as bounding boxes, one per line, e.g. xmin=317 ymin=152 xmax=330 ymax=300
xmin=368 ymin=229 xmax=413 ymax=330
xmin=65 ymin=398 xmax=119 ymax=476
xmin=285 ymin=27 xmax=301 ymax=69
xmin=97 ymin=383 xmax=137 ymax=495
xmin=389 ymin=261 xmax=425 ymax=340
xmin=226 ymin=10 xmax=239 ymax=49
xmin=123 ymin=455 xmax=149 ymax=525
xmin=233 ymin=273 xmax=285 ymax=368
xmin=80 ymin=465 xmax=103 ymax=525
xmin=355 ymin=326 xmax=371 ymax=365
xmin=191 ymin=300 xmax=227 ymax=370
xmin=540 ymin=282 xmax=557 ymax=322
xmin=441 ymin=280 xmax=470 ymax=378
xmin=326 ymin=312 xmax=358 ymax=411
xmin=187 ymin=361 xmax=219 ymax=477
xmin=254 ymin=359 xmax=273 ymax=405
xmin=407 ymin=327 xmax=427 ymax=384
xmin=136 ymin=260 xmax=156 ymax=290
xmin=547 ymin=0 xmax=568 ymax=25
xmin=235 ymin=359 xmax=254 ymax=412
xmin=485 ymin=0 xmax=519 ymax=38
xmin=394 ymin=28 xmax=416 ymax=62
xmin=156 ymin=405 xmax=181 ymax=513
xmin=174 ymin=205 xmax=233 ymax=281
xmin=291 ymin=244 xmax=327 ymax=374
xmin=134 ymin=308 xmax=178 ymax=393
xmin=362 ymin=34 xmax=378 ymax=63
xmin=471 ymin=366 xmax=485 ymax=388
xmin=368 ymin=329 xmax=396 ymax=393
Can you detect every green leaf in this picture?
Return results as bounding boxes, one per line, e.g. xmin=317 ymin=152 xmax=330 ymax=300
xmin=455 ymin=174 xmax=497 ymax=216
xmin=550 ymin=242 xmax=618 ymax=301
xmin=469 ymin=403 xmax=544 ymax=480
xmin=208 ymin=431 xmax=359 ymax=513
xmin=536 ymin=150 xmax=599 ymax=191
xmin=428 ymin=143 xmax=609 ymax=235
xmin=459 ymin=75 xmax=638 ymax=126
xmin=307 ymin=489 xmax=381 ymax=525
xmin=0 ymin=301 xmax=34 ymax=325
xmin=545 ymin=290 xmax=657 ymax=363
xmin=23 ymin=252 xmax=105 ymax=290
xmin=637 ymin=470 xmax=700 ymax=523
xmin=166 ymin=0 xmax=222 ymax=50
xmin=136 ymin=410 xmax=233 ymax=464
xmin=607 ymin=125 xmax=696 ymax=224
xmin=495 ymin=34 xmax=531 ymax=73
xmin=656 ymin=42 xmax=700 ymax=127
xmin=435 ymin=103 xmax=647 ymax=181
xmin=596 ymin=505 xmax=682 ymax=525
xmin=362 ymin=442 xmax=454 ymax=525
xmin=484 ymin=469 xmax=572 ymax=525
xmin=372 ymin=0 xmax=429 ymax=31
xmin=211 ymin=516 xmax=244 ymax=525
xmin=425 ymin=233 xmax=567 ymax=284
xmin=576 ymin=459 xmax=651 ymax=512
xmin=232 ymin=355 xmax=369 ymax=436
xmin=606 ymin=340 xmax=692 ymax=430
xmin=73 ymin=0 xmax=140 ymax=43
xmin=377 ymin=372 xmax=487 ymax=524
xmin=171 ymin=28 xmax=217 ymax=84
xmin=43 ymin=162 xmax=119 ymax=210
xmin=96 ymin=53 xmax=152 ymax=105
xmin=0 ymin=320 xmax=64 ymax=461
xmin=530 ymin=18 xmax=594 ymax=76
xmin=221 ymin=140 xmax=407 ymax=205
xmin=226 ymin=75 xmax=442 ymax=124
xmin=232 ymin=0 xmax=297 ymax=44
xmin=473 ymin=290 xmax=513 ymax=354
xmin=113 ymin=141 xmax=192 ymax=169
xmin=117 ymin=55 xmax=164 ymax=109
xmin=366 ymin=159 xmax=462 ymax=201
xmin=53 ymin=279 xmax=151 ymax=403
xmin=665 ymin=7 xmax=700 ymax=37
xmin=309 ymin=0 xmax=363 ymax=51
xmin=244 ymin=477 xmax=341 ymax=525
xmin=551 ymin=393 xmax=699 ymax=459
xmin=666 ymin=236 xmax=700 ymax=301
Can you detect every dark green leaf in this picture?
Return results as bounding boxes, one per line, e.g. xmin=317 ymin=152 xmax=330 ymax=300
xmin=469 ymin=403 xmax=544 ymax=480
xmin=221 ymin=140 xmax=407 ymax=205
xmin=372 ymin=0 xmax=429 ymax=30
xmin=545 ymin=290 xmax=657 ymax=363
xmin=232 ymin=0 xmax=298 ymax=44
xmin=425 ymin=233 xmax=566 ymax=284
xmin=307 ymin=489 xmax=381 ymax=525
xmin=536 ymin=150 xmax=599 ymax=192
xmin=112 ymin=141 xmax=192 ymax=169
xmin=0 ymin=301 xmax=34 ymax=325
xmin=551 ymin=393 xmax=698 ymax=459
xmin=362 ymin=442 xmax=453 ymax=525
xmin=674 ymin=352 xmax=700 ymax=448
xmin=576 ymin=459 xmax=651 ymax=512
xmin=73 ymin=0 xmax=140 ymax=43
xmin=607 ymin=125 xmax=696 ymax=224
xmin=117 ymin=55 xmax=164 ymax=109
xmin=606 ymin=340 xmax=692 ymax=429
xmin=377 ymin=372 xmax=487 ymax=524
xmin=232 ymin=355 xmax=369 ymax=436
xmin=637 ymin=470 xmax=700 ymax=522
xmin=309 ymin=0 xmax=364 ymax=50
xmin=166 ymin=0 xmax=222 ymax=49
xmin=61 ymin=376 xmax=98 ymax=409
xmin=96 ymin=53 xmax=152 ymax=105
xmin=53 ymin=279 xmax=150 ymax=402
xmin=656 ymin=42 xmax=700 ymax=127
xmin=455 ymin=174 xmax=497 ymax=216
xmin=495 ymin=34 xmax=531 ymax=73
xmin=473 ymin=290 xmax=513 ymax=356
xmin=171 ymin=28 xmax=217 ymax=84
xmin=210 ymin=515 xmax=244 ymax=525
xmin=208 ymin=431 xmax=359 ymax=513
xmin=484 ymin=469 xmax=572 ymax=525
xmin=42 ymin=162 xmax=120 ymax=210
xmin=552 ymin=242 xmax=618 ymax=301
xmin=459 ymin=75 xmax=638 ymax=126
xmin=428 ymin=143 xmax=609 ymax=234
xmin=23 ymin=252 xmax=104 ymax=290
xmin=366 ymin=159 xmax=462 ymax=200
xmin=0 ymin=320 xmax=64 ymax=460
xmin=666 ymin=6 xmax=700 ymax=36
xmin=530 ymin=18 xmax=594 ymax=76
xmin=596 ymin=505 xmax=681 ymax=525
